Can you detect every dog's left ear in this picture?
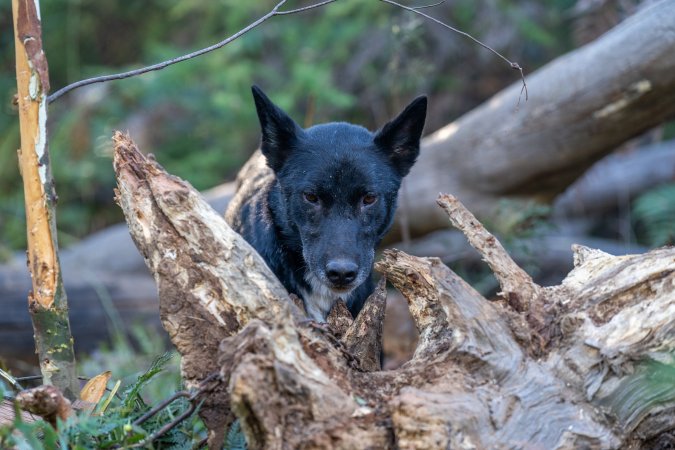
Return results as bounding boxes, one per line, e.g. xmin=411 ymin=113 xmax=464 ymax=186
xmin=374 ymin=96 xmax=427 ymax=177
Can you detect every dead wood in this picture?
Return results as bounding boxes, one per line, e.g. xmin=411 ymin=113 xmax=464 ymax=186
xmin=113 ymin=131 xmax=302 ymax=447
xmin=15 ymin=385 xmax=73 ymax=428
xmin=553 ymin=139 xmax=675 ymax=219
xmin=113 ymin=132 xmax=674 ymax=449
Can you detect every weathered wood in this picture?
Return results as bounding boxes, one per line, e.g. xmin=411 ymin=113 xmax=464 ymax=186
xmin=0 ymin=399 xmax=37 ymax=426
xmin=112 ymin=131 xmax=299 ymax=447
xmin=437 ymin=193 xmax=542 ymax=312
xmin=11 ymin=0 xmax=78 ymax=399
xmin=0 ymin=185 xmax=234 ymax=366
xmin=114 ymin=132 xmax=675 ymax=448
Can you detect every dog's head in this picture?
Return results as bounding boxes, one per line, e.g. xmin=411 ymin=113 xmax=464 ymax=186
xmin=251 ymin=86 xmax=426 ymax=296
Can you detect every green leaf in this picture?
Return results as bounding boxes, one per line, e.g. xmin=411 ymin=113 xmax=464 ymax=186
xmin=633 ymin=183 xmax=675 ymax=247
xmin=225 ymin=420 xmax=247 ymax=450
xmin=121 ymin=352 xmax=174 ymax=413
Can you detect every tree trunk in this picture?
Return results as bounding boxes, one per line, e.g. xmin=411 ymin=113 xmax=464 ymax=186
xmin=114 ymin=132 xmax=675 ymax=449
xmin=11 ymin=0 xmax=78 ymax=399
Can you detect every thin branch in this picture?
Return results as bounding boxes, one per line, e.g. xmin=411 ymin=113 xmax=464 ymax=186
xmin=411 ymin=0 xmax=446 ymax=10
xmin=0 ymin=368 xmax=24 ymax=391
xmin=48 ymin=0 xmax=336 ymax=103
xmin=49 ymin=0 xmax=528 ymax=104
xmin=379 ymin=0 xmax=528 ymax=102
xmin=276 ymin=0 xmax=338 ymax=15
xmin=129 ymin=373 xmax=220 ymax=448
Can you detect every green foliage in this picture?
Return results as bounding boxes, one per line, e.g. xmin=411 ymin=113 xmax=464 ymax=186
xmin=225 ymin=420 xmax=247 ymax=450
xmin=0 ymin=350 xmax=207 ymax=449
xmin=0 ymin=0 xmax=577 ymax=254
xmin=120 ymin=352 xmax=174 ymax=413
xmin=633 ymin=183 xmax=675 ymax=247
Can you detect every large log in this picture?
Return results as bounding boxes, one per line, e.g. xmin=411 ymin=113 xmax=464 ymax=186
xmin=392 ymin=0 xmax=675 ymax=241
xmin=114 ymin=133 xmax=674 ymax=449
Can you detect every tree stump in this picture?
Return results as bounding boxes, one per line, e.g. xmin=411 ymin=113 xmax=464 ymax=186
xmin=113 ymin=132 xmax=675 ymax=449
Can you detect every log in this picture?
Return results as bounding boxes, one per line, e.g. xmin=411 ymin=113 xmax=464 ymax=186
xmin=397 ymin=228 xmax=648 ymax=287
xmin=391 ymin=0 xmax=675 ymax=241
xmin=553 ymin=139 xmax=675 ymax=219
xmin=114 ymin=133 xmax=674 ymax=449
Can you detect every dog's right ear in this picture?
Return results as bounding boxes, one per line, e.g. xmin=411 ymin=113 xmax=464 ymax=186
xmin=251 ymin=85 xmax=303 ymax=172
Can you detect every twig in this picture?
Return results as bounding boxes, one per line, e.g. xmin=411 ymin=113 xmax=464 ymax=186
xmin=411 ymin=0 xmax=446 ymax=10
xmin=47 ymin=0 xmax=336 ymax=103
xmin=379 ymin=0 xmax=528 ymax=103
xmin=0 ymin=368 xmax=24 ymax=391
xmin=276 ymin=0 xmax=338 ymax=15
xmin=129 ymin=373 xmax=220 ymax=448
xmin=49 ymin=0 xmax=528 ymax=104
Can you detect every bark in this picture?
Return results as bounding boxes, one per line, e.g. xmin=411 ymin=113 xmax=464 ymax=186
xmin=11 ymin=0 xmax=78 ymax=399
xmin=390 ymin=0 xmax=675 ymax=242
xmin=112 ymin=132 xmax=300 ymax=447
xmin=115 ymin=133 xmax=674 ymax=449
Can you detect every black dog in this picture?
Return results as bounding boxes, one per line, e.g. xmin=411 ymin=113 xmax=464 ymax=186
xmin=226 ymin=86 xmax=426 ymax=321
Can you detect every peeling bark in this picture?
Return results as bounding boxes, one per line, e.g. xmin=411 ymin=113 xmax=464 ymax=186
xmin=115 ymin=133 xmax=674 ymax=449
xmin=11 ymin=0 xmax=78 ymax=399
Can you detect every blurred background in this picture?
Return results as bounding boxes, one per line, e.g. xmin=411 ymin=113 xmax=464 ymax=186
xmin=1 ymin=0 xmax=674 ymax=370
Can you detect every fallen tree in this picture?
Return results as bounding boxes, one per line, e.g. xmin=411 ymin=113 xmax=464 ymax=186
xmin=114 ymin=132 xmax=675 ymax=449
xmin=4 ymin=1 xmax=675 ymax=367
xmin=391 ymin=0 xmax=675 ymax=241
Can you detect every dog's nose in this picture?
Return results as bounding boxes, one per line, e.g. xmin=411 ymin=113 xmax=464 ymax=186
xmin=325 ymin=259 xmax=358 ymax=286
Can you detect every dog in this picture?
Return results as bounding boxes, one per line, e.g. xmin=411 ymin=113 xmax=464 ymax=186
xmin=225 ymin=86 xmax=426 ymax=321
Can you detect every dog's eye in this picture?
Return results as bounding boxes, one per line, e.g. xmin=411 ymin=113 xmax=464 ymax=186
xmin=303 ymin=192 xmax=319 ymax=204
xmin=362 ymin=194 xmax=377 ymax=206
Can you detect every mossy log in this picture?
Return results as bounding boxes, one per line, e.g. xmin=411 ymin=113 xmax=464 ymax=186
xmin=114 ymin=132 xmax=674 ymax=449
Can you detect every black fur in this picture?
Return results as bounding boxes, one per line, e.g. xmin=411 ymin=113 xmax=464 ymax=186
xmin=225 ymin=86 xmax=426 ymax=321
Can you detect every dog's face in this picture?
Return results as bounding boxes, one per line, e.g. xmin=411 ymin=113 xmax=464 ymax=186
xmin=252 ymin=86 xmax=426 ymax=297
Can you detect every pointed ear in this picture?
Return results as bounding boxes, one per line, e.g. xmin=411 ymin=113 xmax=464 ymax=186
xmin=251 ymin=85 xmax=303 ymax=172
xmin=374 ymin=96 xmax=427 ymax=177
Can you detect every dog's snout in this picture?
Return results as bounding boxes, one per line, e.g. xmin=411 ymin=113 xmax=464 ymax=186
xmin=325 ymin=259 xmax=358 ymax=286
